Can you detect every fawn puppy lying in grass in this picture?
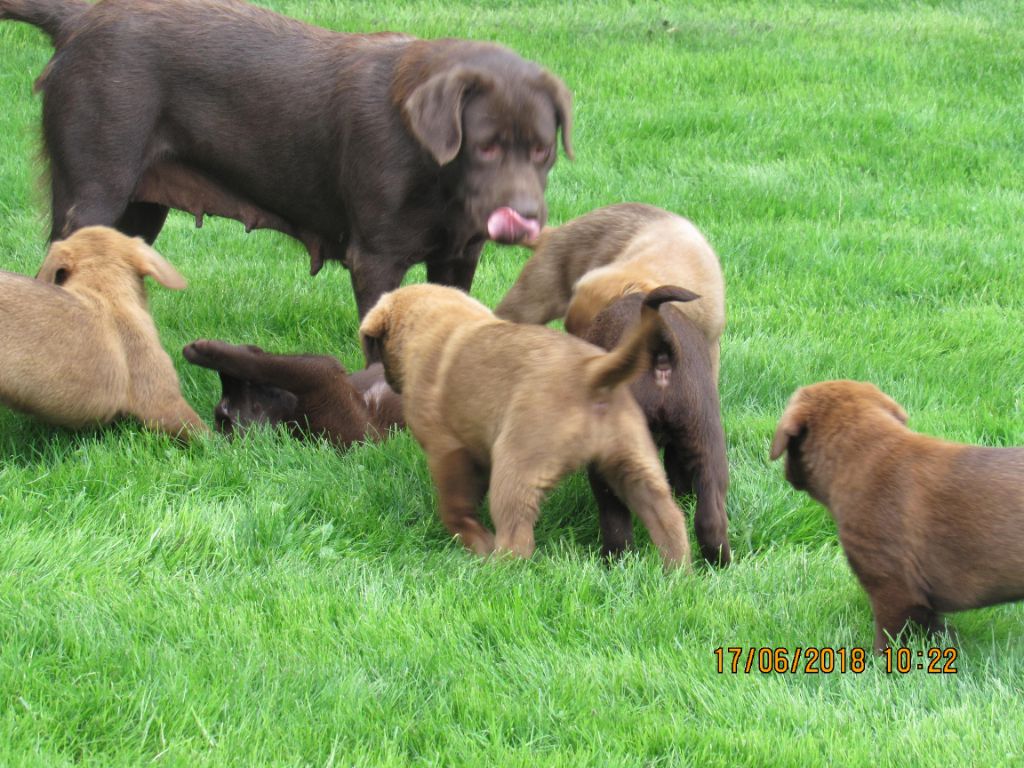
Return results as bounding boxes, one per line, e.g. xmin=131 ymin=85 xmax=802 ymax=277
xmin=0 ymin=226 xmax=205 ymax=440
xmin=360 ymin=284 xmax=696 ymax=570
xmin=581 ymin=292 xmax=731 ymax=566
xmin=184 ymin=340 xmax=403 ymax=448
xmin=495 ymin=203 xmax=725 ymax=380
xmin=771 ymin=380 xmax=1024 ymax=651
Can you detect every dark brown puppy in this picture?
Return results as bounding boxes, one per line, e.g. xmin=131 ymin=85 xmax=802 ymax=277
xmin=771 ymin=380 xmax=1024 ymax=651
xmin=360 ymin=284 xmax=697 ymax=570
xmin=183 ymin=340 xmax=403 ymax=449
xmin=1 ymin=0 xmax=572 ymax=320
xmin=582 ymin=291 xmax=730 ymax=566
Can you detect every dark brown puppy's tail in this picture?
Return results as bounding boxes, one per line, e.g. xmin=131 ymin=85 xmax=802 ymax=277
xmin=0 ymin=0 xmax=88 ymax=45
xmin=585 ymin=286 xmax=700 ymax=394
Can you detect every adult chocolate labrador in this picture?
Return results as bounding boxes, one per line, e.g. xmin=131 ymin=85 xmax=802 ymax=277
xmin=1 ymin=0 xmax=572 ymax=318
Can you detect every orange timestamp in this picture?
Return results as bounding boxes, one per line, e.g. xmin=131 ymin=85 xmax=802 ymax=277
xmin=713 ymin=646 xmax=959 ymax=674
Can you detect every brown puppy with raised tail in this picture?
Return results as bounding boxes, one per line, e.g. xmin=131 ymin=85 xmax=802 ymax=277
xmin=582 ymin=290 xmax=730 ymax=566
xmin=0 ymin=0 xmax=572 ymax=322
xmin=770 ymin=380 xmax=1024 ymax=651
xmin=495 ymin=203 xmax=725 ymax=380
xmin=360 ymin=284 xmax=696 ymax=569
xmin=0 ymin=226 xmax=206 ymax=440
xmin=183 ymin=340 xmax=403 ymax=448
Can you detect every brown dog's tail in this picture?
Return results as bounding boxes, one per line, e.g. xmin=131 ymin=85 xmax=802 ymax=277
xmin=585 ymin=285 xmax=700 ymax=394
xmin=0 ymin=0 xmax=88 ymax=45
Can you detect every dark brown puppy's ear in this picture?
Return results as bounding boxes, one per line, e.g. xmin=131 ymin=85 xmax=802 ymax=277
xmin=403 ymin=67 xmax=492 ymax=165
xmin=538 ymin=71 xmax=574 ymax=160
xmin=770 ymin=394 xmax=808 ymax=461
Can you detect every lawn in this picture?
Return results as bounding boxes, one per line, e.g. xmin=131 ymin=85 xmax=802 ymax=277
xmin=1 ymin=1 xmax=1023 ymax=765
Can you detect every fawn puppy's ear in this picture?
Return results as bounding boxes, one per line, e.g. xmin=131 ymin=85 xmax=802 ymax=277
xmin=359 ymin=292 xmax=395 ymax=364
xmin=133 ymin=238 xmax=187 ymax=290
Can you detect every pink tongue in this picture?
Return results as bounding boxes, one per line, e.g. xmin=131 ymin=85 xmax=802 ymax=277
xmin=487 ymin=207 xmax=541 ymax=244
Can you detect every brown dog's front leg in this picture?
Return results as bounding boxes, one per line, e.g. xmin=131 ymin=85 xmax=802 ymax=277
xmin=868 ymin=584 xmax=940 ymax=653
xmin=350 ymin=249 xmax=411 ymax=322
xmin=430 ymin=448 xmax=494 ymax=556
xmin=185 ymin=340 xmax=341 ymax=393
xmin=587 ymin=464 xmax=634 ymax=558
xmin=426 ymin=241 xmax=483 ymax=292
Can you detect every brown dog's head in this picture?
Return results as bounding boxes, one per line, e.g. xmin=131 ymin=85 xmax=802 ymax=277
xmin=182 ymin=341 xmax=301 ymax=437
xmin=36 ymin=226 xmax=186 ymax=303
xmin=213 ymin=375 xmax=300 ymax=437
xmin=770 ymin=380 xmax=909 ymax=502
xmin=360 ymin=284 xmax=493 ymax=393
xmin=400 ymin=43 xmax=572 ymax=246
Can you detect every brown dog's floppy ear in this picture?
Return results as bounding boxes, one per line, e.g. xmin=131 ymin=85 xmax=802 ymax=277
xmin=538 ymin=71 xmax=574 ymax=160
xmin=403 ymin=67 xmax=491 ymax=166
xmin=770 ymin=394 xmax=808 ymax=461
xmin=132 ymin=239 xmax=187 ymax=290
xmin=881 ymin=393 xmax=909 ymax=425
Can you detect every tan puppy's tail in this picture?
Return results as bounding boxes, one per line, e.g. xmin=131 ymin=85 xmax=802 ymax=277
xmin=0 ymin=0 xmax=88 ymax=45
xmin=585 ymin=285 xmax=700 ymax=393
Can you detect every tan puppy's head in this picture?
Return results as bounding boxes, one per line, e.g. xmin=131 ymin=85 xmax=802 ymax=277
xmin=359 ymin=284 xmax=493 ymax=393
xmin=565 ymin=266 xmax=655 ymax=336
xmin=36 ymin=226 xmax=186 ymax=304
xmin=769 ymin=380 xmax=909 ymax=501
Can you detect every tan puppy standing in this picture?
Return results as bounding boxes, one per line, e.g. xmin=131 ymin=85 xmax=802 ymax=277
xmin=495 ymin=203 xmax=725 ymax=380
xmin=770 ymin=380 xmax=1024 ymax=651
xmin=0 ymin=226 xmax=206 ymax=440
xmin=360 ymin=283 xmax=695 ymax=569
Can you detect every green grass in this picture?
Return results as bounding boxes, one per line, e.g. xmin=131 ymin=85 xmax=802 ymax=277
xmin=2 ymin=1 xmax=1023 ymax=764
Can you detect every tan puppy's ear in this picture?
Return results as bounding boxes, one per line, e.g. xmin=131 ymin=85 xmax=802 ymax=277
xmin=133 ymin=239 xmax=187 ymax=290
xmin=770 ymin=394 xmax=807 ymax=461
xmin=359 ymin=293 xmax=394 ymax=361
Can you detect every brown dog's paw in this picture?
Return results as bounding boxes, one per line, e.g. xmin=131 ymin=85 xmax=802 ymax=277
xmin=183 ymin=338 xmax=262 ymax=368
xmin=182 ymin=339 xmax=219 ymax=367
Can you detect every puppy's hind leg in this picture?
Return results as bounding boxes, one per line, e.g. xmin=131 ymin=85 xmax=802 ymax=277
xmin=587 ymin=464 xmax=634 ymax=559
xmin=429 ymin=448 xmax=494 ymax=556
xmin=665 ymin=442 xmax=731 ymax=566
xmin=488 ymin=448 xmax=550 ymax=558
xmin=138 ymin=398 xmax=210 ymax=443
xmin=595 ymin=447 xmax=691 ymax=571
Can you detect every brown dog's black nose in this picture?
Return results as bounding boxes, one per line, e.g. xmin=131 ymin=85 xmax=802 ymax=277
xmin=214 ymin=401 xmax=236 ymax=434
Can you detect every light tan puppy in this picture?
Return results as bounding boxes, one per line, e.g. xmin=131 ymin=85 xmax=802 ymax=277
xmin=495 ymin=203 xmax=725 ymax=379
xmin=360 ymin=283 xmax=695 ymax=570
xmin=0 ymin=226 xmax=206 ymax=440
xmin=771 ymin=380 xmax=1024 ymax=651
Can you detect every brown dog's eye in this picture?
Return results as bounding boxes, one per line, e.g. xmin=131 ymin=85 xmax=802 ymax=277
xmin=476 ymin=142 xmax=503 ymax=161
xmin=531 ymin=145 xmax=553 ymax=164
xmin=54 ymin=268 xmax=70 ymax=285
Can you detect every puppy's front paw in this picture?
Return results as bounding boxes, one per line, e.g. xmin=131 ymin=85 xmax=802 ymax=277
xmin=183 ymin=338 xmax=238 ymax=367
